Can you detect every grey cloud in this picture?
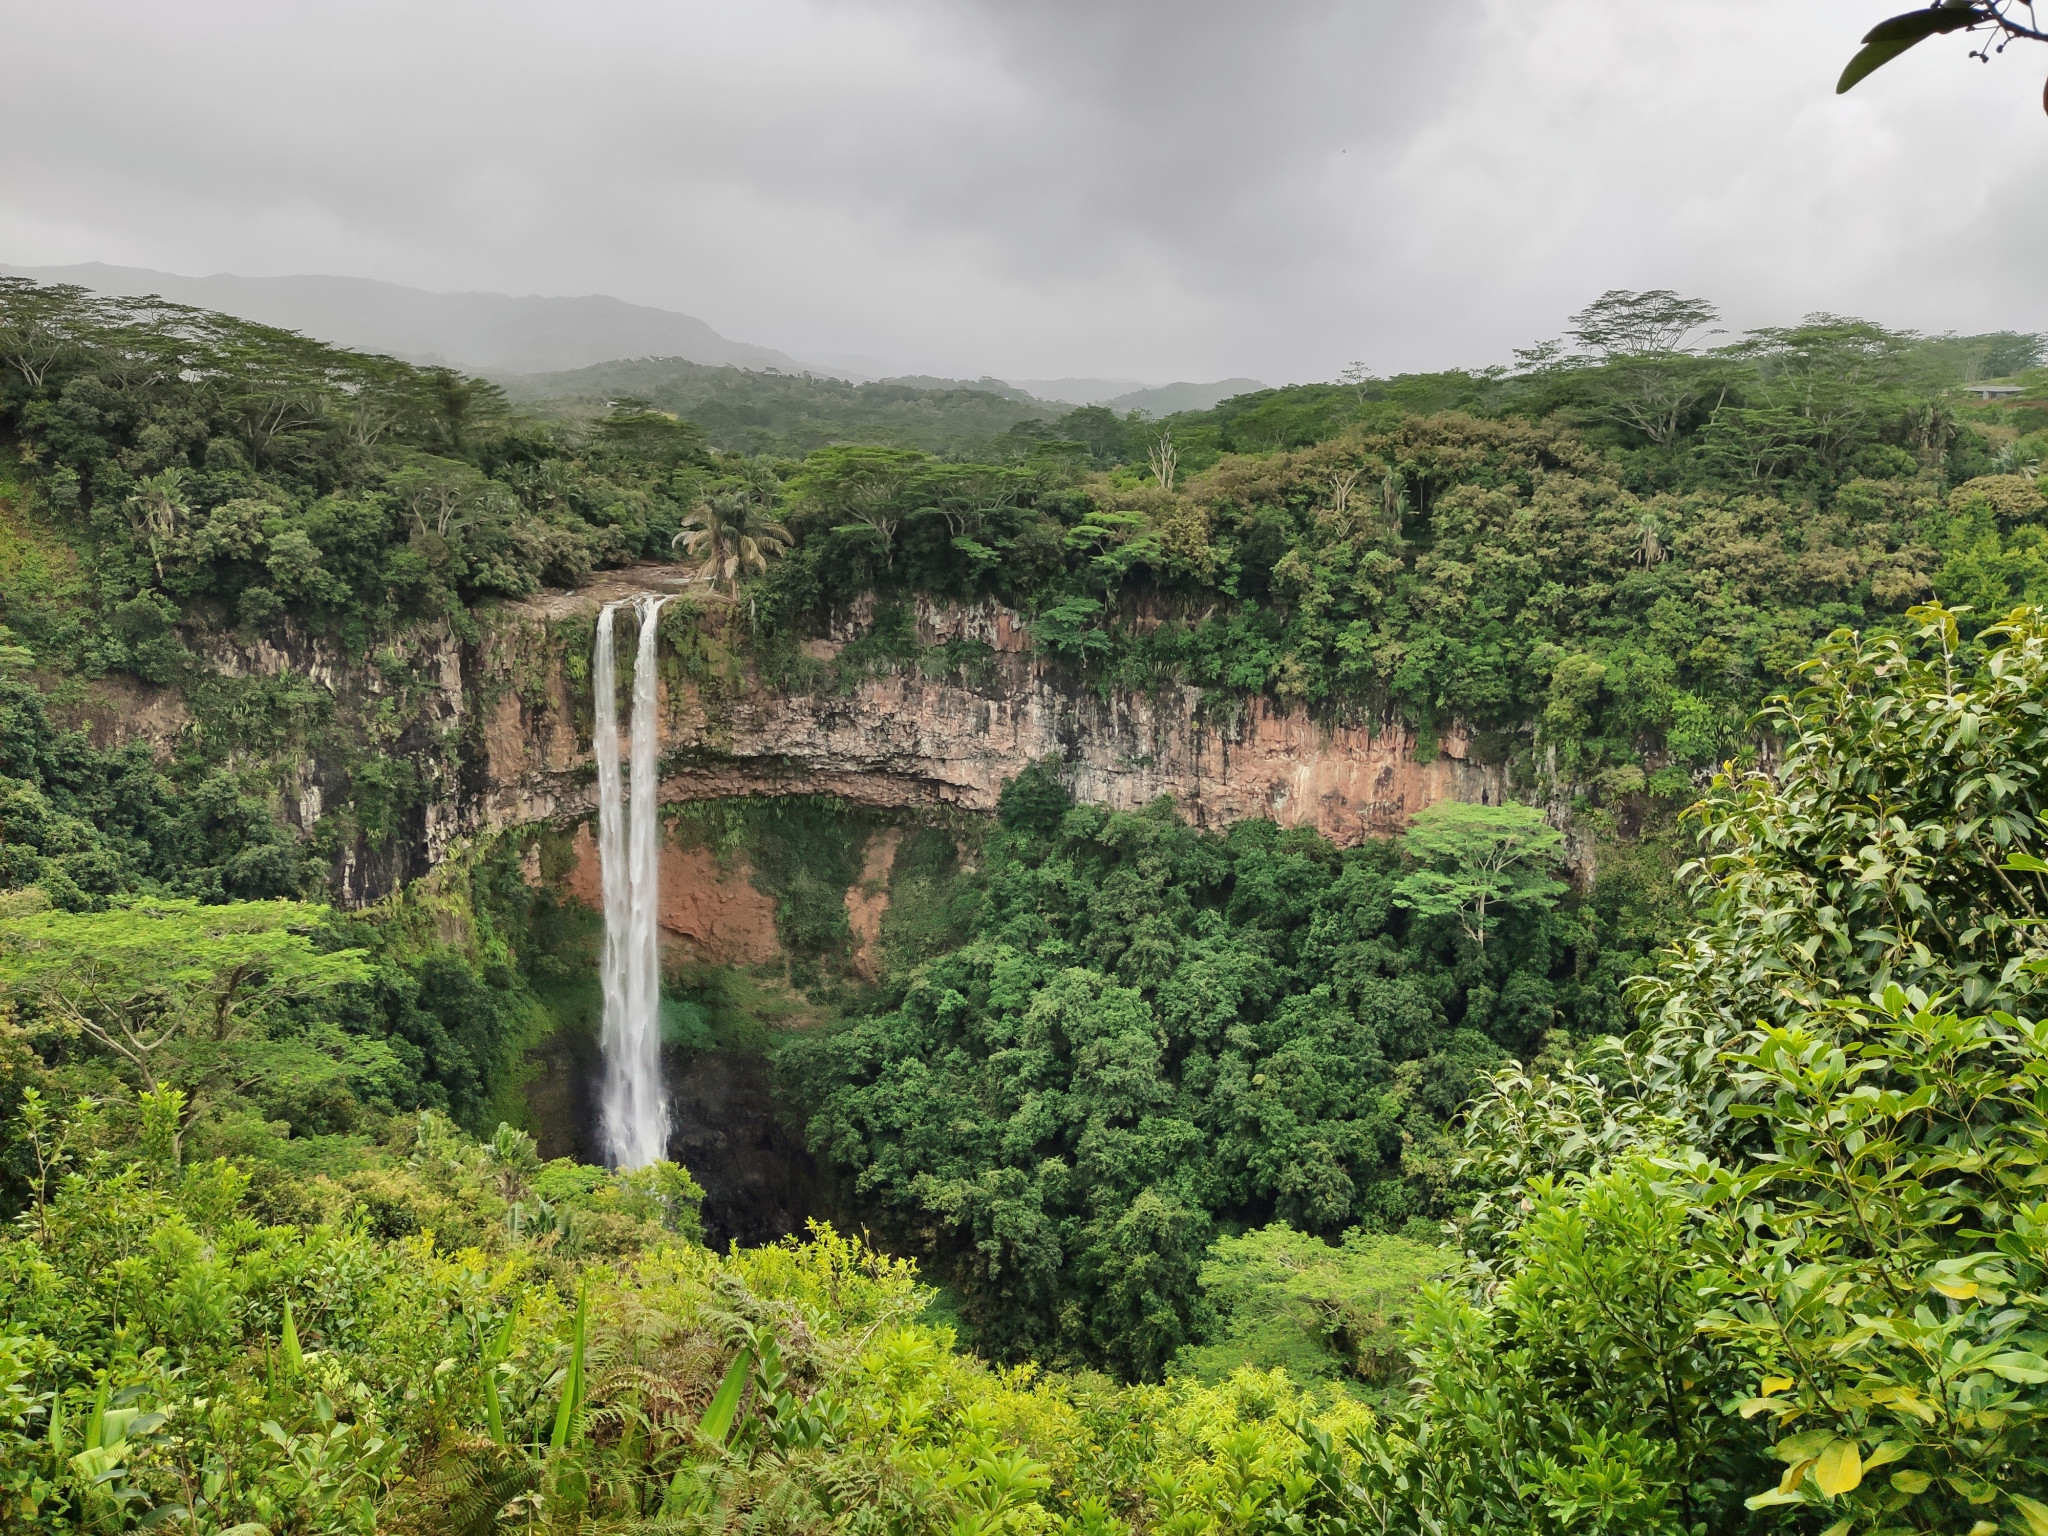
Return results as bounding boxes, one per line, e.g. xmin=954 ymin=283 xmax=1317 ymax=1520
xmin=3 ymin=0 xmax=2043 ymax=384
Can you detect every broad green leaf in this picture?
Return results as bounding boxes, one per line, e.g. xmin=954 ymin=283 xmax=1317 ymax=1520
xmin=1987 ymin=1351 xmax=2048 ymax=1383
xmin=1891 ymin=1469 xmax=1932 ymax=1494
xmin=2012 ymin=1494 xmax=2048 ymax=1536
xmin=1774 ymin=1428 xmax=1836 ymax=1463
xmin=85 ymin=1378 xmax=109 ymax=1451
xmin=548 ymin=1280 xmax=589 ymax=1451
xmin=1838 ymin=5 xmax=1982 ymax=94
xmin=699 ymin=1346 xmax=753 ymax=1446
xmin=68 ymin=1444 xmax=126 ymax=1484
xmin=280 ymin=1299 xmax=303 ymax=1373
xmin=1813 ymin=1437 xmax=1862 ymax=1496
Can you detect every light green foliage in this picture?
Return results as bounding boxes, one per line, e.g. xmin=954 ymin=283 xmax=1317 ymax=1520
xmin=0 ymin=1105 xmax=1388 ymax=1536
xmin=1934 ymin=471 xmax=2048 ymax=624
xmin=1647 ymin=602 xmax=2048 ymax=1035
xmin=1175 ymin=1224 xmax=1449 ymax=1385
xmin=0 ymin=896 xmax=370 ymax=1112
xmin=1707 ymin=992 xmax=2048 ymax=1528
xmin=1404 ymin=604 xmax=2048 ymax=1532
xmin=1387 ymin=1157 xmax=1745 ymax=1533
xmin=1393 ymin=801 xmax=1567 ymax=948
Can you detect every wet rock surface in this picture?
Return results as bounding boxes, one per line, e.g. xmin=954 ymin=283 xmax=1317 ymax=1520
xmin=526 ymin=1027 xmax=829 ymax=1250
xmin=662 ymin=1048 xmax=832 ymax=1249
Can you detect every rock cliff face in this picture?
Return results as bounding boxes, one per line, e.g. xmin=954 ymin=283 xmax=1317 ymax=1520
xmin=467 ymin=566 xmax=1511 ymax=861
xmin=72 ymin=563 xmax=1521 ymax=907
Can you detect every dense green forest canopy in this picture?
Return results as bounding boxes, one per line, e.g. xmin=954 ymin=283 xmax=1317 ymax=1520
xmin=3 ymin=276 xmax=2048 ymax=1529
xmin=2 ymin=605 xmax=2045 ymax=1534
xmin=784 ymin=780 xmax=1667 ymax=1379
xmin=496 ymin=355 xmax=1060 ymax=459
xmin=5 ymin=275 xmax=2043 ymax=791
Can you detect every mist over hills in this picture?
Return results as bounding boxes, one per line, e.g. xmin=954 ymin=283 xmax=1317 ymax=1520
xmin=1105 ymin=379 xmax=1267 ymax=415
xmin=0 ymin=262 xmax=811 ymax=376
xmin=1006 ymin=377 xmax=1267 ymax=412
xmin=1 ymin=261 xmax=1270 ymax=419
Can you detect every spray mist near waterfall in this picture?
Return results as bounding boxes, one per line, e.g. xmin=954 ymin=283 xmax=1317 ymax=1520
xmin=594 ymin=594 xmax=672 ymax=1169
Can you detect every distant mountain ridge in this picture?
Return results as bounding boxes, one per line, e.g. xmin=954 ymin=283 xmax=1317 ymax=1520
xmin=0 ymin=262 xmax=812 ymax=376
xmin=0 ymin=261 xmax=1266 ymax=414
xmin=1109 ymin=379 xmax=1267 ymax=416
xmin=1005 ymin=376 xmax=1268 ymax=414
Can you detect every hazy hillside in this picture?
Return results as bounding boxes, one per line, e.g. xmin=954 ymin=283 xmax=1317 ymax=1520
xmin=1004 ymin=376 xmax=1151 ymax=404
xmin=0 ymin=260 xmax=809 ymax=374
xmin=497 ymin=353 xmax=1058 ymax=456
xmin=1108 ymin=377 xmax=1267 ymax=414
xmin=1005 ymin=375 xmax=1268 ymax=412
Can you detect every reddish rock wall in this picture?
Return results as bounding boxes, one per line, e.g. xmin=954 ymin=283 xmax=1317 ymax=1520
xmin=559 ymin=821 xmax=781 ymax=965
xmin=843 ymin=828 xmax=901 ymax=981
xmin=471 ymin=570 xmax=1511 ymax=853
xmin=75 ymin=562 xmax=1531 ymax=907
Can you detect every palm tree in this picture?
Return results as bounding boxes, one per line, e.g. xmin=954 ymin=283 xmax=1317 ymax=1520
xmin=1636 ymin=512 xmax=1668 ymax=567
xmin=673 ymin=490 xmax=792 ymax=598
xmin=127 ymin=467 xmax=189 ymax=582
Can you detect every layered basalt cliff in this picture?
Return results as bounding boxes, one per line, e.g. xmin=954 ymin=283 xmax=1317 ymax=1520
xmin=71 ymin=562 xmax=1521 ymax=906
xmin=469 ymin=565 xmax=1511 ymax=861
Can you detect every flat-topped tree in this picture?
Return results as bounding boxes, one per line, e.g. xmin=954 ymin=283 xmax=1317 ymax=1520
xmin=1393 ymin=801 xmax=1568 ymax=949
xmin=0 ymin=896 xmax=369 ymax=1153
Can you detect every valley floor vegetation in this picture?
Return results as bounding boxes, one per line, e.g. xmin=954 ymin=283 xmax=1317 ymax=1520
xmin=2 ymin=608 xmax=2044 ymax=1533
xmin=2 ymin=278 xmax=2048 ymax=1530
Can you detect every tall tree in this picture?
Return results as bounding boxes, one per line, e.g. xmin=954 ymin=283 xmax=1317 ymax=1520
xmin=0 ymin=897 xmax=369 ymax=1146
xmin=673 ymin=490 xmax=792 ymax=598
xmin=1392 ymin=801 xmax=1567 ymax=948
xmin=1566 ymin=290 xmax=1721 ymax=358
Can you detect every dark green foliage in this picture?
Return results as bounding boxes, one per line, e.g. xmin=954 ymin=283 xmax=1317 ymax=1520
xmin=498 ymin=357 xmax=1063 ymax=458
xmin=0 ymin=669 xmax=310 ymax=909
xmin=786 ymin=764 xmax=1673 ymax=1377
xmin=0 ymin=280 xmax=704 ymax=660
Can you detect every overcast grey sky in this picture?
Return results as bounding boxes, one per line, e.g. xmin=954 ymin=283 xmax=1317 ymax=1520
xmin=5 ymin=1 xmax=2044 ymax=383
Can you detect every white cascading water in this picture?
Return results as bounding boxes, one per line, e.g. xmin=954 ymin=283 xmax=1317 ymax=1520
xmin=594 ymin=595 xmax=672 ymax=1168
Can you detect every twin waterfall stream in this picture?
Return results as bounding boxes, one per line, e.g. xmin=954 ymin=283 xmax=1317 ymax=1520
xmin=593 ymin=595 xmax=672 ymax=1169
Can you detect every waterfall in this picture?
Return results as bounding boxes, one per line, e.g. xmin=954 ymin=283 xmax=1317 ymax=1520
xmin=594 ymin=595 xmax=672 ymax=1168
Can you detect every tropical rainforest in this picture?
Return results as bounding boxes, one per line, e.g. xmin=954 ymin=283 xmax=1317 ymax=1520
xmin=1 ymin=273 xmax=2047 ymax=1532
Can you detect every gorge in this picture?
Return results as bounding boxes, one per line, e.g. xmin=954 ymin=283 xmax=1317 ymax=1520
xmin=6 ymin=273 xmax=2045 ymax=1533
